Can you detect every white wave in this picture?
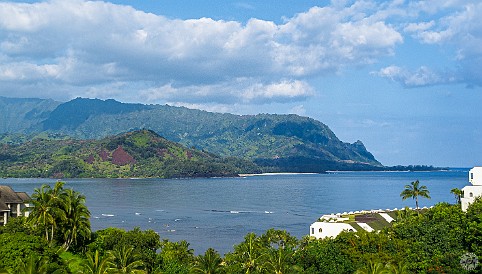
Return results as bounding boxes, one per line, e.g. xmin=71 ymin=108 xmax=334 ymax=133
xmin=101 ymin=214 xmax=114 ymax=217
xmin=135 ymin=212 xmax=141 ymax=215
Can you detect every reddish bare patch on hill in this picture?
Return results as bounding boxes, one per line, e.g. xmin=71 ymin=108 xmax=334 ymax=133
xmin=85 ymin=154 xmax=95 ymax=164
xmin=99 ymin=149 xmax=109 ymax=161
xmin=111 ymin=145 xmax=136 ymax=165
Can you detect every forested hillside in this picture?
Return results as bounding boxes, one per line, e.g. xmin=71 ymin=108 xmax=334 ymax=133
xmin=0 ymin=130 xmax=260 ymax=178
xmin=0 ymin=97 xmax=382 ymax=172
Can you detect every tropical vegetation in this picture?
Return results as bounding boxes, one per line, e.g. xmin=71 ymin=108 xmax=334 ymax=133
xmin=0 ymin=97 xmax=383 ymax=173
xmin=0 ymin=182 xmax=481 ymax=273
xmin=400 ymin=180 xmax=431 ymax=210
xmin=0 ymin=130 xmax=261 ymax=178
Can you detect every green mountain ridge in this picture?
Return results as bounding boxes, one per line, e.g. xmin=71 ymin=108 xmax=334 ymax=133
xmin=0 ymin=96 xmax=382 ymax=172
xmin=0 ymin=129 xmax=261 ymax=178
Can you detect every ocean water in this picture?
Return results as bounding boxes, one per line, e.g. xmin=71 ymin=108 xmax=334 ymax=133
xmin=1 ymin=170 xmax=469 ymax=254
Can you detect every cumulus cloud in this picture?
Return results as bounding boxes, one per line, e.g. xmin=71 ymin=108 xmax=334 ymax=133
xmin=2 ymin=0 xmax=480 ymax=105
xmin=374 ymin=65 xmax=458 ymax=87
xmin=138 ymin=79 xmax=313 ymax=105
xmin=0 ymin=0 xmax=404 ymax=105
xmin=400 ymin=1 xmax=482 ymax=87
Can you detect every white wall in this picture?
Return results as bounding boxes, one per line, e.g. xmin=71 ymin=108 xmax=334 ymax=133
xmin=309 ymin=222 xmax=356 ymax=239
xmin=469 ymin=167 xmax=482 ymax=185
xmin=461 ymin=185 xmax=482 ymax=211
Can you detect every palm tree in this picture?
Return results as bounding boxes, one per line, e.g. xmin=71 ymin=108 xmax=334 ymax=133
xmin=355 ymin=259 xmax=390 ymax=274
xmin=81 ymin=250 xmax=114 ymax=274
xmin=109 ymin=245 xmax=145 ymax=274
xmin=16 ymin=255 xmax=48 ymax=274
xmin=61 ymin=188 xmax=91 ymax=251
xmin=236 ymin=233 xmax=265 ymax=274
xmin=385 ymin=261 xmax=410 ymax=274
xmin=262 ymin=247 xmax=297 ymax=274
xmin=28 ymin=184 xmax=57 ymax=242
xmin=395 ymin=207 xmax=413 ymax=222
xmin=400 ymin=180 xmax=431 ymax=210
xmin=191 ymin=248 xmax=224 ymax=274
xmin=450 ymin=188 xmax=463 ymax=205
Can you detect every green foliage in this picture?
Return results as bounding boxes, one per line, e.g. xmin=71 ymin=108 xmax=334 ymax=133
xmin=88 ymin=227 xmax=160 ymax=273
xmin=3 ymin=184 xmax=482 ymax=273
xmin=80 ymin=250 xmax=114 ymax=274
xmin=400 ymin=180 xmax=431 ymax=210
xmin=27 ymin=182 xmax=91 ymax=251
xmin=1 ymin=97 xmax=383 ymax=173
xmin=0 ymin=130 xmax=261 ymax=178
xmin=191 ymin=248 xmax=224 ymax=274
xmin=155 ymin=240 xmax=194 ymax=273
xmin=295 ymin=237 xmax=354 ymax=273
xmin=0 ymin=233 xmax=65 ymax=273
xmin=451 ymin=187 xmax=464 ymax=205
xmin=0 ymin=216 xmax=32 ymax=235
xmin=109 ymin=245 xmax=146 ymax=273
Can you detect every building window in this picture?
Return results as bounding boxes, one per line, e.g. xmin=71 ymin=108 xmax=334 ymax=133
xmin=470 ymin=192 xmax=474 ymax=198
xmin=471 ymin=173 xmax=474 ymax=180
xmin=311 ymin=228 xmax=314 ymax=235
xmin=318 ymin=228 xmax=323 ymax=233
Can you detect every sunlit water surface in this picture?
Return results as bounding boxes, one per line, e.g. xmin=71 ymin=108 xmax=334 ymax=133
xmin=2 ymin=170 xmax=468 ymax=254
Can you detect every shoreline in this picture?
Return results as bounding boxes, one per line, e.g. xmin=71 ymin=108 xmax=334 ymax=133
xmin=239 ymin=172 xmax=319 ymax=177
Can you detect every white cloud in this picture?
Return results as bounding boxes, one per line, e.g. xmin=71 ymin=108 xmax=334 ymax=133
xmin=397 ymin=2 xmax=482 ymax=87
xmin=289 ymin=105 xmax=306 ymax=116
xmin=138 ymin=79 xmax=314 ymax=105
xmin=2 ymin=0 xmax=480 ymax=103
xmin=374 ymin=65 xmax=457 ymax=87
xmin=0 ymin=0 xmax=405 ymax=104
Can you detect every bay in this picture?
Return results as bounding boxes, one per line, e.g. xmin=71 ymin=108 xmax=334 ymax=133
xmin=1 ymin=169 xmax=469 ymax=254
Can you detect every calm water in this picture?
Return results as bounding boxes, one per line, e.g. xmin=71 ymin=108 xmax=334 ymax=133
xmin=1 ymin=170 xmax=469 ymax=254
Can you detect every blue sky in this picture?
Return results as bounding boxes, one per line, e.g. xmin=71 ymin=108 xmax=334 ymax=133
xmin=0 ymin=0 xmax=481 ymax=167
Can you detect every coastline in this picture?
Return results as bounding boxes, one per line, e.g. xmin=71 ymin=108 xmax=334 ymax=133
xmin=239 ymin=172 xmax=319 ymax=177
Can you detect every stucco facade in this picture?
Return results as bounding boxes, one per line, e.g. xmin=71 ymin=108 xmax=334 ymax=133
xmin=461 ymin=167 xmax=482 ymax=211
xmin=469 ymin=167 xmax=482 ymax=185
xmin=310 ymin=222 xmax=356 ymax=238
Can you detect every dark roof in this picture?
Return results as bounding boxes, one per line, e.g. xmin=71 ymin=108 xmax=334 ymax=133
xmin=0 ymin=185 xmax=24 ymax=203
xmin=0 ymin=201 xmax=9 ymax=212
xmin=15 ymin=192 xmax=31 ymax=202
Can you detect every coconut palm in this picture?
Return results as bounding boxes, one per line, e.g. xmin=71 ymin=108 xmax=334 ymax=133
xmin=28 ymin=184 xmax=59 ymax=242
xmin=81 ymin=250 xmax=114 ymax=274
xmin=109 ymin=245 xmax=145 ymax=274
xmin=400 ymin=180 xmax=431 ymax=210
xmin=15 ymin=254 xmax=66 ymax=274
xmin=355 ymin=259 xmax=390 ymax=274
xmin=61 ymin=188 xmax=91 ymax=251
xmin=385 ymin=261 xmax=410 ymax=274
xmin=191 ymin=248 xmax=224 ymax=274
xmin=237 ymin=233 xmax=265 ymax=273
xmin=262 ymin=247 xmax=298 ymax=274
xmin=16 ymin=255 xmax=48 ymax=274
xmin=450 ymin=188 xmax=463 ymax=205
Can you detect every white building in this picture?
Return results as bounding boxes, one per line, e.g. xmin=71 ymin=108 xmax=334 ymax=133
xmin=310 ymin=222 xmax=356 ymax=238
xmin=461 ymin=167 xmax=482 ymax=211
xmin=309 ymin=212 xmax=395 ymax=239
xmin=0 ymin=185 xmax=31 ymax=226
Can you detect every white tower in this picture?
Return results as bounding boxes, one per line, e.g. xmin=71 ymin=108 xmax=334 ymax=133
xmin=461 ymin=167 xmax=482 ymax=211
